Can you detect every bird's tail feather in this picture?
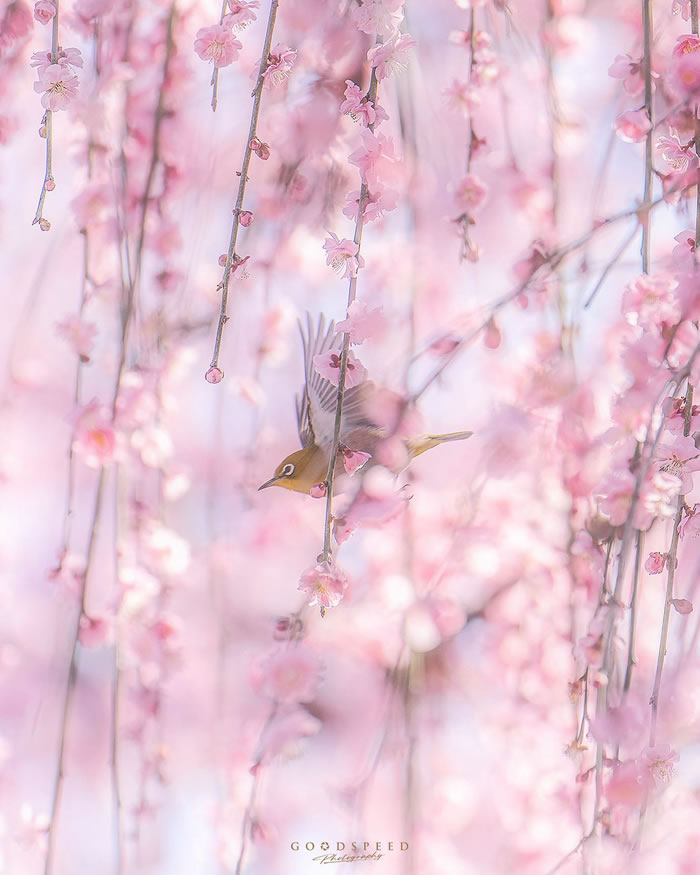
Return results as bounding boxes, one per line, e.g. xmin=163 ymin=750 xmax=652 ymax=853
xmin=406 ymin=431 xmax=473 ymax=458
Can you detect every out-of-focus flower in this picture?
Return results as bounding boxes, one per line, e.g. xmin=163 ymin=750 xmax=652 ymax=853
xmin=73 ymin=402 xmax=124 ymax=468
xmin=672 ymin=0 xmax=691 ymax=19
xmin=298 ymin=561 xmax=348 ymax=609
xmin=335 ymin=301 xmax=386 ymax=344
xmin=348 ymin=129 xmax=397 ymax=188
xmin=672 ymin=230 xmax=697 ymax=265
xmin=255 ymin=645 xmax=322 ymax=703
xmin=367 ymin=32 xmax=416 ymax=80
xmin=608 ymin=54 xmax=644 ymax=95
xmin=673 ymin=34 xmax=700 ymax=56
xmin=194 ymin=24 xmax=242 ymax=67
xmin=56 ymin=314 xmax=97 ymax=361
xmin=312 ymin=349 xmax=367 ymax=388
xmin=640 ymin=744 xmax=680 ymax=787
xmin=352 ymin=0 xmax=403 ymax=37
xmin=453 ymin=173 xmax=488 ymax=214
xmin=79 ymin=612 xmax=113 ymax=648
xmin=33 ymin=63 xmax=79 ymax=111
xmin=615 ymin=108 xmax=651 ymax=143
xmin=322 ymin=232 xmax=364 ymax=278
xmin=444 ymin=78 xmax=481 ymax=115
xmin=670 ymin=51 xmax=700 ymax=96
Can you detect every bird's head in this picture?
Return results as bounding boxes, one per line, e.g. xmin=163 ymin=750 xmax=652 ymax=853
xmin=258 ymin=445 xmax=329 ymax=495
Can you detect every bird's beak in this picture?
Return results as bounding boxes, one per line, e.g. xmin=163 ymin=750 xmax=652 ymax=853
xmin=258 ymin=475 xmax=281 ymax=491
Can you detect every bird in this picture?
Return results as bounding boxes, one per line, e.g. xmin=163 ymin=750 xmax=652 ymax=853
xmin=258 ymin=314 xmax=473 ymax=495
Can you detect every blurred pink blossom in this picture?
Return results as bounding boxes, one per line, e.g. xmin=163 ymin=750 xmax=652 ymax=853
xmin=255 ymin=646 xmax=322 ymax=703
xmin=670 ymin=51 xmax=700 ymax=96
xmin=640 ymin=744 xmax=680 ymax=787
xmin=367 ymin=32 xmax=416 ymax=80
xmin=348 ymin=129 xmax=396 ymax=188
xmin=444 ymin=78 xmax=480 ymax=115
xmin=335 ymin=301 xmax=386 ymax=344
xmin=453 ymin=173 xmax=488 ymax=214
xmin=56 ymin=314 xmax=97 ymax=361
xmin=73 ymin=402 xmax=123 ymax=468
xmin=615 ymin=108 xmax=651 ymax=142
xmin=608 ymin=54 xmax=644 ymax=95
xmin=352 ymin=0 xmax=403 ymax=37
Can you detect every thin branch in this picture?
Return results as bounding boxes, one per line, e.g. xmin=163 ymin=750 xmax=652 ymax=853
xmin=207 ymin=0 xmax=280 ymax=374
xmin=32 ymin=0 xmax=60 ymax=229
xmin=649 ymin=382 xmax=694 ymax=746
xmin=210 ymin=0 xmax=229 ymax=111
xmin=321 ymin=69 xmax=379 ymax=562
xmin=623 ymin=530 xmax=643 ymax=694
xmin=640 ymin=0 xmax=654 ymax=273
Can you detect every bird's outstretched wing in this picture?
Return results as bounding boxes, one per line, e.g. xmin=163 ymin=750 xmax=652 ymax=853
xmin=296 ymin=313 xmax=380 ymax=451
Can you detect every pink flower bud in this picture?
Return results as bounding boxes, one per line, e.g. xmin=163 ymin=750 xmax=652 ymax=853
xmin=256 ymin=141 xmax=271 ymax=160
xmin=39 ymin=125 xmax=47 ymax=138
xmin=484 ymin=317 xmax=502 ymax=349
xmin=310 ymin=482 xmax=327 ymax=498
xmin=249 ymin=136 xmax=262 ymax=151
xmin=205 ymin=366 xmax=224 ymax=384
xmin=38 ymin=218 xmax=50 ymax=231
xmin=33 ymin=0 xmax=56 ymax=24
xmin=644 ymin=551 xmax=666 ymax=574
xmin=239 ymin=210 xmax=254 ymax=227
xmin=671 ymin=598 xmax=693 ymax=614
xmin=45 ymin=178 xmax=55 ymax=191
xmin=218 ymin=253 xmax=228 ymax=266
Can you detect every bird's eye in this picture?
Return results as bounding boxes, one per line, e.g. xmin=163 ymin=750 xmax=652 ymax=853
xmin=282 ymin=463 xmax=295 ymax=476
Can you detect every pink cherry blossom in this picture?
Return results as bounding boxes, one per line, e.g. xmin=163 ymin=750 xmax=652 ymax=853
xmin=255 ymin=646 xmax=322 ymax=703
xmin=598 ymin=468 xmax=635 ymax=526
xmin=641 ymin=470 xmax=682 ymax=521
xmin=257 ymin=708 xmax=322 ymax=764
xmin=672 ymin=230 xmax=697 ymax=265
xmin=194 ymin=24 xmax=242 ymax=68
xmin=342 ymin=184 xmax=399 ymax=223
xmin=33 ymin=63 xmax=79 ymax=111
xmin=224 ymin=0 xmax=259 ymax=29
xmin=644 ymin=552 xmax=666 ymax=574
xmin=340 ymin=80 xmax=389 ymax=127
xmin=351 ymin=0 xmax=403 ymax=37
xmin=298 ymin=561 xmax=348 ymax=609
xmin=335 ymin=301 xmax=386 ymax=344
xmin=679 ymin=508 xmax=700 ymax=538
xmin=312 ymin=349 xmax=367 ymax=388
xmin=621 ymin=272 xmax=680 ymax=328
xmin=615 ymin=108 xmax=651 ymax=143
xmin=322 ymin=232 xmax=364 ymax=278
xmin=78 ymin=612 xmax=113 ymax=647
xmin=367 ymin=32 xmax=416 ymax=81
xmin=348 ymin=129 xmax=397 ymax=188
xmin=673 ymin=34 xmax=700 ymax=56
xmin=656 ymin=128 xmax=691 ymax=173
xmin=262 ymin=44 xmax=296 ymax=86
xmin=655 ymin=435 xmax=700 ymax=494
xmin=340 ymin=445 xmax=371 ymax=476
xmin=33 ymin=0 xmax=55 ymax=24
xmin=671 ymin=51 xmax=700 ymax=96
xmin=31 ymin=47 xmax=83 ymax=73
xmin=444 ymin=78 xmax=481 ymax=115
xmin=72 ymin=403 xmax=123 ymax=468
xmin=640 ymin=744 xmax=680 ymax=787
xmin=453 ymin=173 xmax=488 ymax=214
xmin=607 ymin=761 xmax=647 ymax=807
xmin=56 ymin=314 xmax=97 ymax=360
xmin=608 ymin=54 xmax=644 ymax=95
xmin=672 ymin=0 xmax=691 ymax=21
